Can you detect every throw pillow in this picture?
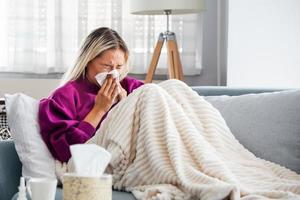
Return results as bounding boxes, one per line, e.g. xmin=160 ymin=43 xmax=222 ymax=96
xmin=0 ymin=103 xmax=11 ymax=140
xmin=5 ymin=93 xmax=56 ymax=178
xmin=204 ymin=89 xmax=300 ymax=174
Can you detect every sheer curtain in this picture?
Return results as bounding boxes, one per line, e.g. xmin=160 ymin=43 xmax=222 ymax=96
xmin=0 ymin=0 xmax=203 ymax=75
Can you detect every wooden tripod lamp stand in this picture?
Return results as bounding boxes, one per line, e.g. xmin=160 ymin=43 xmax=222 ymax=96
xmin=145 ymin=10 xmax=183 ymax=83
xmin=130 ymin=0 xmax=206 ymax=83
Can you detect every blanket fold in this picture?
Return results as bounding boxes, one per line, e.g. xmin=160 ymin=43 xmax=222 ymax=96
xmin=87 ymin=80 xmax=300 ymax=200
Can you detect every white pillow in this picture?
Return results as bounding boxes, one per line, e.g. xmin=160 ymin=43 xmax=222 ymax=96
xmin=5 ymin=93 xmax=56 ymax=178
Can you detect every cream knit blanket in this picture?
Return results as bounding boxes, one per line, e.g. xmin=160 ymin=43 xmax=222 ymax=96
xmin=87 ymin=80 xmax=300 ymax=200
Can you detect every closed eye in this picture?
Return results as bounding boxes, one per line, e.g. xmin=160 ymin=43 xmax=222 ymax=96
xmin=117 ymin=65 xmax=123 ymax=69
xmin=103 ymin=64 xmax=111 ymax=69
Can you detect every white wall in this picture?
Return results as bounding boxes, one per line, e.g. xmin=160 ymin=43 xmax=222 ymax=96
xmin=0 ymin=79 xmax=59 ymax=99
xmin=227 ymin=0 xmax=300 ymax=88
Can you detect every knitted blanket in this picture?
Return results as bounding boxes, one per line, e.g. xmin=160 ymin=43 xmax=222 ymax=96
xmin=87 ymin=80 xmax=300 ymax=200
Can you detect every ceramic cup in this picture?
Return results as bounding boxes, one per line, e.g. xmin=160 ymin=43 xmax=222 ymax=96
xmin=27 ymin=177 xmax=57 ymax=200
xmin=63 ymin=173 xmax=112 ymax=200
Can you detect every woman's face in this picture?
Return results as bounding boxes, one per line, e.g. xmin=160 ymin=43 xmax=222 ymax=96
xmin=86 ymin=48 xmax=126 ymax=85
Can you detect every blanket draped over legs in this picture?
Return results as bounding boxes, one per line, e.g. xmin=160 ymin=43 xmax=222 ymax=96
xmin=87 ymin=80 xmax=300 ymax=200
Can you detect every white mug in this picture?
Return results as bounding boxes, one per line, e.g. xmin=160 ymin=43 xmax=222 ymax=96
xmin=27 ymin=178 xmax=57 ymax=200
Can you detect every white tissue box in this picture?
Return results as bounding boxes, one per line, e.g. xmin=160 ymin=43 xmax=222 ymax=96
xmin=63 ymin=173 xmax=112 ymax=200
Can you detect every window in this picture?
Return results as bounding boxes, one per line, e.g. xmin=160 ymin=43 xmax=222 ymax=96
xmin=0 ymin=0 xmax=203 ymax=75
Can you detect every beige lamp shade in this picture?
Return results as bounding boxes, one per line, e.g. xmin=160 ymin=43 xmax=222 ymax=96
xmin=130 ymin=0 xmax=206 ymax=15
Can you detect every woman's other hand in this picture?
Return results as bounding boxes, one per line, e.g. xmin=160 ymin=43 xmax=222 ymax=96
xmin=117 ymin=82 xmax=127 ymax=101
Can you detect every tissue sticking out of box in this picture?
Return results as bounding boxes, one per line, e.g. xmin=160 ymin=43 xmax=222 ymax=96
xmin=70 ymin=144 xmax=111 ymax=177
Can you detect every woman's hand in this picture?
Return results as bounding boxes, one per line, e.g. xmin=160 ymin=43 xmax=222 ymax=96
xmin=117 ymin=82 xmax=127 ymax=101
xmin=94 ymin=76 xmax=119 ymax=112
xmin=84 ymin=75 xmax=119 ymax=128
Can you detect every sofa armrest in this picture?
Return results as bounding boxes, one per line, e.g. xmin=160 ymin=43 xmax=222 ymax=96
xmin=0 ymin=140 xmax=22 ymax=200
xmin=191 ymin=86 xmax=285 ymax=96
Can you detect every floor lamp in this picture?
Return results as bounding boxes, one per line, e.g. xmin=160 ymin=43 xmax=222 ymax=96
xmin=130 ymin=0 xmax=206 ymax=83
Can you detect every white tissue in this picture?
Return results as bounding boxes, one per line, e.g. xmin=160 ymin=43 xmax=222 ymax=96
xmin=70 ymin=144 xmax=111 ymax=177
xmin=95 ymin=69 xmax=119 ymax=86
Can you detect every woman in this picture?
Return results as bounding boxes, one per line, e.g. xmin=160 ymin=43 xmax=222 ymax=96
xmin=38 ymin=27 xmax=143 ymax=163
xmin=40 ymin=27 xmax=300 ymax=199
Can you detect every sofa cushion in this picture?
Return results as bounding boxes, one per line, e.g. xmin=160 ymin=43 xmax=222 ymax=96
xmin=204 ymin=89 xmax=300 ymax=174
xmin=5 ymin=93 xmax=56 ymax=179
xmin=0 ymin=140 xmax=22 ymax=200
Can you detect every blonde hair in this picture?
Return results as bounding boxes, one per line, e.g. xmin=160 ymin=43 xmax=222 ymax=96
xmin=60 ymin=27 xmax=129 ymax=85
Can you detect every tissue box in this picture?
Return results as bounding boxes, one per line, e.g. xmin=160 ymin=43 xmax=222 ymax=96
xmin=63 ymin=173 xmax=112 ymax=200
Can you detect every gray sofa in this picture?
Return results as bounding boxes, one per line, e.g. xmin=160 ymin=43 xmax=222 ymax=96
xmin=1 ymin=86 xmax=299 ymax=200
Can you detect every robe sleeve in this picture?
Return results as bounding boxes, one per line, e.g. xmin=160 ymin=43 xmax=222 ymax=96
xmin=38 ymin=87 xmax=95 ymax=162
